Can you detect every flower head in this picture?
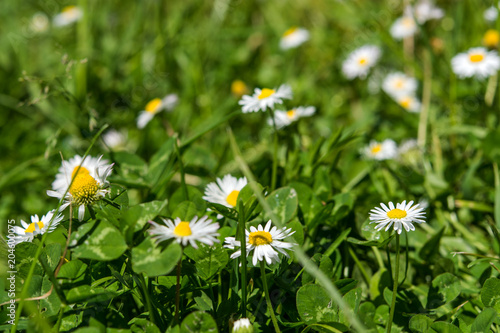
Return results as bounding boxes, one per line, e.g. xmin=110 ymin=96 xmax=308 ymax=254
xmin=382 ymin=72 xmax=418 ymax=98
xmin=279 ymin=27 xmax=310 ymax=50
xmin=11 ymin=210 xmax=64 ymax=246
xmin=53 ymin=6 xmax=83 ymax=27
xmin=238 ymin=84 xmax=293 ymax=113
xmin=369 ymin=200 xmax=426 ymax=234
xmin=102 ymin=129 xmax=127 ymax=151
xmin=413 ymin=1 xmax=444 ymax=24
xmin=342 ymin=45 xmax=381 ymax=80
xmin=451 ymin=47 xmax=500 ymax=79
xmin=149 ymin=216 xmax=220 ymax=249
xmin=30 ymin=12 xmax=49 ymax=33
xmin=396 ymin=95 xmax=421 ymax=113
xmin=484 ymin=6 xmax=498 ymax=22
xmin=47 ymin=155 xmax=113 ymax=221
xmin=224 ymin=220 xmax=295 ymax=266
xmin=137 ymin=94 xmax=178 ymax=129
xmin=390 ymin=16 xmax=418 ymax=40
xmin=483 ymin=29 xmax=500 ymax=48
xmin=231 ymin=80 xmax=249 ymax=98
xmin=203 ymin=175 xmax=248 ymax=208
xmin=362 ymin=139 xmax=398 ymax=160
xmin=267 ymin=106 xmax=316 ymax=129
xmin=232 ymin=318 xmax=254 ymax=333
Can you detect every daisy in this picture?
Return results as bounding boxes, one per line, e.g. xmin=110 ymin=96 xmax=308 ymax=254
xmin=451 ymin=47 xmax=500 ymax=79
xmin=279 ymin=27 xmax=310 ymax=50
xmin=483 ymin=29 xmax=500 ymax=48
xmin=238 ymin=84 xmax=292 ymax=113
xmin=224 ymin=220 xmax=295 ymax=266
xmin=484 ymin=6 xmax=498 ymax=22
xmin=137 ymin=94 xmax=178 ymax=129
xmin=390 ymin=16 xmax=418 ymax=40
xmin=11 ymin=210 xmax=64 ymax=246
xmin=47 ymin=155 xmax=113 ymax=221
xmin=398 ymin=138 xmax=419 ymax=155
xmin=53 ymin=6 xmax=83 ymax=27
xmin=231 ymin=80 xmax=249 ymax=98
xmin=203 ymin=174 xmax=248 ymax=208
xmin=396 ymin=95 xmax=421 ymax=113
xmin=362 ymin=139 xmax=398 ymax=160
xmin=102 ymin=129 xmax=127 ymax=151
xmin=342 ymin=45 xmax=381 ymax=80
xmin=369 ymin=200 xmax=426 ymax=234
xmin=148 ymin=216 xmax=220 ymax=249
xmin=413 ymin=1 xmax=444 ymax=24
xmin=267 ymin=106 xmax=316 ymax=129
xmin=382 ymin=72 xmax=418 ymax=98
xmin=30 ymin=12 xmax=49 ymax=33
xmin=232 ymin=318 xmax=253 ymax=333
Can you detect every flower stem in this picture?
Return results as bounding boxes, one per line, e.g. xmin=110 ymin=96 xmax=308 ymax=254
xmin=175 ymin=252 xmax=183 ymax=324
xmin=260 ymin=261 xmax=281 ymax=333
xmin=267 ymin=108 xmax=278 ymax=190
xmin=238 ymin=201 xmax=247 ymax=318
xmin=387 ymin=233 xmax=400 ymax=333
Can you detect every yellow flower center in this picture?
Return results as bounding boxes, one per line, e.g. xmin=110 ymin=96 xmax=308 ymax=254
xmin=402 ymin=17 xmax=414 ymax=27
xmin=25 ymin=222 xmax=44 ymax=234
xmin=174 ymin=221 xmax=192 ymax=237
xmin=248 ymin=230 xmax=273 ymax=246
xmin=258 ymin=88 xmax=275 ymax=100
xmin=469 ymin=54 xmax=484 ymax=63
xmin=71 ymin=166 xmax=90 ymax=179
xmin=394 ymin=79 xmax=404 ymax=89
xmin=231 ymin=80 xmax=247 ymax=97
xmin=226 ymin=190 xmax=240 ymax=207
xmin=371 ymin=144 xmax=382 ymax=154
xmin=358 ymin=58 xmax=367 ymax=65
xmin=283 ymin=27 xmax=298 ymax=37
xmin=286 ymin=109 xmax=296 ymax=119
xmin=484 ymin=30 xmax=500 ymax=47
xmin=399 ymin=98 xmax=411 ymax=109
xmin=145 ymin=98 xmax=162 ymax=113
xmin=387 ymin=208 xmax=407 ymax=219
xmin=69 ymin=173 xmax=100 ymax=205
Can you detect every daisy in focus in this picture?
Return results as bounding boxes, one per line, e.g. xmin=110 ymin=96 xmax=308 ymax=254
xmin=396 ymin=95 xmax=421 ymax=113
xmin=239 ymin=84 xmax=292 ymax=113
xmin=382 ymin=72 xmax=418 ymax=98
xmin=203 ymin=174 xmax=248 ymax=208
xmin=451 ymin=47 xmax=500 ymax=79
xmin=224 ymin=220 xmax=295 ymax=266
xmin=232 ymin=318 xmax=253 ymax=333
xmin=11 ymin=210 xmax=64 ymax=246
xmin=137 ymin=94 xmax=179 ymax=129
xmin=53 ymin=6 xmax=83 ymax=27
xmin=279 ymin=27 xmax=310 ymax=50
xmin=231 ymin=80 xmax=249 ymax=98
xmin=369 ymin=200 xmax=426 ymax=234
xmin=148 ymin=216 xmax=220 ymax=249
xmin=483 ymin=30 xmax=500 ymax=48
xmin=390 ymin=16 xmax=417 ymax=40
xmin=342 ymin=45 xmax=381 ymax=80
xmin=362 ymin=139 xmax=398 ymax=160
xmin=47 ymin=155 xmax=113 ymax=221
xmin=267 ymin=106 xmax=316 ymax=129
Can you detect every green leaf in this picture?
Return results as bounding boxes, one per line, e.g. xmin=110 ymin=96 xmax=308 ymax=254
xmin=264 ymin=187 xmax=298 ymax=224
xmin=132 ymin=237 xmax=182 ymax=277
xmin=147 ymin=136 xmax=176 ymax=185
xmin=128 ymin=318 xmax=162 ymax=333
xmin=41 ymin=243 xmax=61 ymax=271
xmin=71 ymin=220 xmax=127 ymax=261
xmin=430 ymin=322 xmax=462 ymax=333
xmin=171 ymin=201 xmax=199 ymax=221
xmin=169 ymin=185 xmax=206 ymax=213
xmin=338 ymin=287 xmax=361 ymax=327
xmin=184 ymin=243 xmax=229 ymax=280
xmin=66 ymin=285 xmax=116 ymax=304
xmin=358 ymin=302 xmax=377 ymax=331
xmin=409 ymin=315 xmax=434 ymax=333
xmin=57 ymin=260 xmax=88 ymax=280
xmin=427 ymin=273 xmax=461 ymax=309
xmin=180 ymin=311 xmax=218 ymax=332
xmin=481 ymin=278 xmax=500 ymax=311
xmin=296 ymin=284 xmax=338 ymax=324
xmin=289 ymin=182 xmax=323 ymax=224
xmin=122 ymin=200 xmax=168 ymax=236
xmin=419 ymin=228 xmax=444 ymax=262
xmin=470 ymin=308 xmax=497 ymax=333
xmin=236 ymin=181 xmax=265 ymax=218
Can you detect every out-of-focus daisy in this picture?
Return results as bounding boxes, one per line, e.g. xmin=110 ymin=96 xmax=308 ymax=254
xmin=30 ymin=12 xmax=49 ymax=33
xmin=398 ymin=139 xmax=422 ymax=166
xmin=279 ymin=27 xmax=310 ymax=50
xmin=47 ymin=155 xmax=113 ymax=221
xmin=362 ymin=139 xmax=398 ymax=161
xmin=413 ymin=0 xmax=444 ymax=23
xmin=484 ymin=6 xmax=498 ymax=22
xmin=53 ymin=6 xmax=83 ymax=27
xmin=396 ymin=95 xmax=421 ymax=113
xmin=451 ymin=47 xmax=500 ymax=79
xmin=11 ymin=210 xmax=64 ymax=246
xmin=267 ymin=106 xmax=315 ymax=129
xmin=102 ymin=129 xmax=127 ymax=151
xmin=231 ymin=80 xmax=249 ymax=98
xmin=398 ymin=139 xmax=419 ymax=155
xmin=203 ymin=175 xmax=248 ymax=208
xmin=483 ymin=29 xmax=500 ymax=48
xmin=224 ymin=220 xmax=295 ymax=266
xmin=342 ymin=45 xmax=381 ymax=80
xmin=238 ymin=84 xmax=292 ymax=113
xmin=390 ymin=16 xmax=418 ymax=40
xmin=148 ymin=216 xmax=220 ymax=249
xmin=232 ymin=318 xmax=253 ymax=333
xmin=137 ymin=94 xmax=178 ymax=129
xmin=382 ymin=72 xmax=418 ymax=98
xmin=369 ymin=200 xmax=426 ymax=234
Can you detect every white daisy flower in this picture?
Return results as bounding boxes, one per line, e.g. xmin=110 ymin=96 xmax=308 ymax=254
xmin=390 ymin=16 xmax=418 ymax=40
xmin=102 ymin=129 xmax=127 ymax=151
xmin=398 ymin=139 xmax=419 ymax=155
xmin=451 ymin=47 xmax=500 ymax=79
xmin=233 ymin=318 xmax=253 ymax=333
xmin=47 ymin=155 xmax=113 ymax=221
xmin=396 ymin=95 xmax=421 ymax=113
xmin=148 ymin=216 xmax=220 ymax=249
xmin=342 ymin=45 xmax=381 ymax=80
xmin=137 ymin=94 xmax=179 ymax=129
xmin=382 ymin=72 xmax=418 ymax=98
xmin=362 ymin=139 xmax=398 ymax=160
xmin=11 ymin=210 xmax=64 ymax=246
xmin=369 ymin=200 xmax=426 ymax=234
xmin=267 ymin=106 xmax=316 ymax=129
xmin=203 ymin=174 xmax=248 ymax=208
xmin=279 ymin=27 xmax=310 ymax=50
xmin=53 ymin=6 xmax=83 ymax=27
xmin=30 ymin=12 xmax=49 ymax=33
xmin=224 ymin=220 xmax=295 ymax=266
xmin=484 ymin=6 xmax=498 ymax=22
xmin=238 ymin=84 xmax=293 ymax=113
xmin=413 ymin=1 xmax=444 ymax=23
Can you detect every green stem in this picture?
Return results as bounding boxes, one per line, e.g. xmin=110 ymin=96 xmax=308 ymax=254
xmin=267 ymin=108 xmax=279 ymax=190
xmin=139 ymin=274 xmax=158 ymax=327
xmin=387 ymin=234 xmax=400 ymax=333
xmin=418 ymin=49 xmax=432 ymax=148
xmin=348 ymin=246 xmax=370 ymax=285
xmin=238 ymin=201 xmax=247 ymax=318
xmin=260 ymin=262 xmax=281 ymax=333
xmin=175 ymin=139 xmax=189 ymax=201
xmin=87 ymin=205 xmax=96 ymax=220
xmin=175 ymin=252 xmax=183 ymax=324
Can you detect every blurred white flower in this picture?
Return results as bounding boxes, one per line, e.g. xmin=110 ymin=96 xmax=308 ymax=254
xmin=30 ymin=12 xmax=49 ymax=33
xmin=390 ymin=16 xmax=417 ymax=40
xmin=203 ymin=174 xmax=248 ymax=208
xmin=451 ymin=47 xmax=500 ymax=79
xmin=102 ymin=129 xmax=127 ymax=151
xmin=137 ymin=94 xmax=178 ymax=129
xmin=382 ymin=72 xmax=418 ymax=98
xmin=268 ymin=106 xmax=315 ymax=129
xmin=396 ymin=95 xmax=421 ymax=113
xmin=11 ymin=210 xmax=64 ymax=246
xmin=279 ymin=27 xmax=310 ymax=50
xmin=362 ymin=139 xmax=398 ymax=160
xmin=342 ymin=45 xmax=381 ymax=80
xmin=484 ymin=6 xmax=498 ymax=22
xmin=53 ymin=6 xmax=83 ymax=27
xmin=233 ymin=318 xmax=253 ymax=333
xmin=413 ymin=1 xmax=444 ymax=23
